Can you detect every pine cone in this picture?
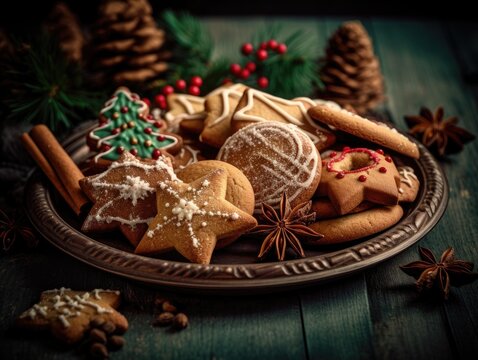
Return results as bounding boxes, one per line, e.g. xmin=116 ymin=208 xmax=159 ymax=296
xmin=90 ymin=0 xmax=170 ymax=88
xmin=44 ymin=2 xmax=84 ymax=62
xmin=0 ymin=28 xmax=13 ymax=58
xmin=319 ymin=21 xmax=384 ymax=114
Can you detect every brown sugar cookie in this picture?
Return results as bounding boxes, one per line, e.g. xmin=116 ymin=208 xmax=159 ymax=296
xmin=311 ymin=198 xmax=374 ymax=219
xmin=164 ymin=94 xmax=206 ymax=133
xmin=308 ymin=104 xmax=420 ymax=158
xmin=397 ymin=166 xmax=420 ymax=202
xmin=317 ymin=148 xmax=400 ymax=215
xmin=231 ymin=88 xmax=336 ymax=151
xmin=16 ymin=288 xmax=128 ymax=344
xmin=308 ymin=205 xmax=403 ymax=245
xmin=80 ymin=153 xmax=177 ymax=246
xmin=200 ymin=83 xmax=248 ymax=148
xmin=135 ymin=169 xmax=257 ymax=264
xmin=176 ymin=160 xmax=255 ymax=249
xmin=217 ymin=122 xmax=321 ymax=212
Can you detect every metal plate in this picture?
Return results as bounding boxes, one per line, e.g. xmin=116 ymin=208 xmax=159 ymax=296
xmin=24 ymin=123 xmax=449 ymax=293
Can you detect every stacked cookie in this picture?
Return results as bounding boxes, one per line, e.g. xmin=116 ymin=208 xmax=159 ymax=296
xmin=81 ymin=85 xmax=421 ymax=263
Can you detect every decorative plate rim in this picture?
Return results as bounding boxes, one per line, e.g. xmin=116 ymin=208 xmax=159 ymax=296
xmin=24 ymin=126 xmax=449 ymax=293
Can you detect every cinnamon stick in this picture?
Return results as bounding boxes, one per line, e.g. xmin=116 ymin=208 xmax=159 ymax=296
xmin=21 ymin=133 xmax=80 ymax=214
xmin=26 ymin=125 xmax=89 ymax=214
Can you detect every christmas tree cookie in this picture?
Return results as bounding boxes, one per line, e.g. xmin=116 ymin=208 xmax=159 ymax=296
xmin=87 ymin=88 xmax=182 ymax=169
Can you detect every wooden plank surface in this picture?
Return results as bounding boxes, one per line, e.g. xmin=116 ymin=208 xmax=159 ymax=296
xmin=1 ymin=17 xmax=478 ymax=360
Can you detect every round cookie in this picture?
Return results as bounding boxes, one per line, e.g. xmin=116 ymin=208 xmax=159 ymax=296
xmin=176 ymin=160 xmax=255 ymax=249
xmin=308 ymin=205 xmax=403 ymax=245
xmin=217 ymin=122 xmax=321 ymax=212
xmin=308 ymin=104 xmax=420 ymax=159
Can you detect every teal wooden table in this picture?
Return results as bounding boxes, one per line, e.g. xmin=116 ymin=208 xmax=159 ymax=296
xmin=1 ymin=18 xmax=478 ymax=360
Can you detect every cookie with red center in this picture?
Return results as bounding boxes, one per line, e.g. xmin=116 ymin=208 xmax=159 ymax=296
xmin=317 ymin=147 xmax=400 ymax=215
xmin=79 ymin=152 xmax=177 ymax=246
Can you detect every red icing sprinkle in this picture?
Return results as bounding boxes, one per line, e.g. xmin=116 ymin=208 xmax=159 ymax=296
xmin=157 ymin=135 xmax=165 ymax=141
xmin=379 ymin=167 xmax=387 ymax=173
xmin=342 ymin=146 xmax=350 ymax=151
xmin=147 ymin=114 xmax=154 ymax=120
xmin=329 ymin=151 xmax=337 ymax=158
xmin=144 ymin=128 xmax=153 ymax=134
xmin=153 ymin=121 xmax=163 ymax=128
xmin=116 ymin=146 xmax=124 ymax=154
xmin=336 ymin=172 xmax=345 ymax=179
xmin=327 ymin=148 xmax=380 ymax=174
xmin=131 ymin=94 xmax=139 ymax=100
xmin=376 ymin=149 xmax=384 ymax=155
xmin=152 ymin=149 xmax=162 ymax=159
xmin=101 ymin=144 xmax=111 ymax=151
xmin=120 ymin=106 xmax=129 ymax=113
xmin=385 ymin=156 xmax=392 ymax=163
xmin=111 ymin=128 xmax=120 ymax=134
xmin=322 ymin=160 xmax=327 ymax=166
xmin=130 ymin=149 xmax=138 ymax=156
xmin=358 ymin=175 xmax=367 ymax=182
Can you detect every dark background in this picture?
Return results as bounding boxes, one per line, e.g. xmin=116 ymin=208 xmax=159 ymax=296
xmin=1 ymin=0 xmax=477 ymax=34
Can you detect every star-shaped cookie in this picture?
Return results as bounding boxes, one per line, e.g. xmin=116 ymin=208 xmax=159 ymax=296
xmin=317 ymin=148 xmax=400 ymax=214
xmin=80 ymin=152 xmax=177 ymax=246
xmin=135 ymin=169 xmax=257 ymax=264
xmin=16 ymin=288 xmax=128 ymax=344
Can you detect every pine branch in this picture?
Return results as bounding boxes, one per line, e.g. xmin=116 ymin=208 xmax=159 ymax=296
xmin=0 ymin=33 xmax=105 ymax=133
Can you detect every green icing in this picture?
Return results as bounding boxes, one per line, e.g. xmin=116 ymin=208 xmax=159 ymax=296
xmin=91 ymin=90 xmax=176 ymax=161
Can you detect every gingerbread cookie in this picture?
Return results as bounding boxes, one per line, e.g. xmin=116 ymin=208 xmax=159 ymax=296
xmin=177 ymin=160 xmax=255 ymax=249
xmin=308 ymin=205 xmax=403 ymax=245
xmin=231 ymin=88 xmax=336 ymax=151
xmin=199 ymin=83 xmax=248 ymax=148
xmin=16 ymin=288 xmax=128 ymax=344
xmin=164 ymin=94 xmax=206 ymax=133
xmin=87 ymin=88 xmax=182 ymax=170
xmin=135 ymin=169 xmax=257 ymax=264
xmin=311 ymin=198 xmax=374 ymax=219
xmin=217 ymin=122 xmax=321 ymax=212
xmin=317 ymin=148 xmax=400 ymax=215
xmin=308 ymin=104 xmax=420 ymax=158
xmin=398 ymin=166 xmax=420 ymax=202
xmin=80 ymin=152 xmax=177 ymax=246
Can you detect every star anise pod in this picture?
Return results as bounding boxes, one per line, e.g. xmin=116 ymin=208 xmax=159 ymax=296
xmin=400 ymin=246 xmax=478 ymax=299
xmin=250 ymin=192 xmax=323 ymax=261
xmin=405 ymin=107 xmax=475 ymax=157
xmin=0 ymin=208 xmax=37 ymax=252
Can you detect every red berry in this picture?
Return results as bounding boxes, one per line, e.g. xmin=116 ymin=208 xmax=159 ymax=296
xmin=256 ymin=49 xmax=268 ymax=61
xmin=162 ymin=85 xmax=174 ymax=96
xmin=267 ymin=39 xmax=278 ymax=50
xmin=230 ymin=63 xmax=241 ymax=75
xmin=358 ymin=175 xmax=367 ymax=182
xmin=130 ymin=148 xmax=138 ymax=156
xmin=144 ymin=127 xmax=153 ymax=134
xmin=158 ymin=100 xmax=167 ymax=110
xmin=175 ymin=79 xmax=187 ymax=91
xmin=241 ymin=43 xmax=254 ymax=55
xmin=152 ymin=149 xmax=162 ymax=159
xmin=259 ymin=42 xmax=268 ymax=50
xmin=190 ymin=76 xmax=203 ymax=87
xmin=154 ymin=94 xmax=166 ymax=106
xmin=276 ymin=43 xmax=287 ymax=54
xmin=188 ymin=85 xmax=200 ymax=96
xmin=120 ymin=106 xmax=129 ymax=113
xmin=141 ymin=97 xmax=151 ymax=107
xmin=239 ymin=69 xmax=250 ymax=79
xmin=245 ymin=61 xmax=256 ymax=72
xmin=257 ymin=76 xmax=269 ymax=88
